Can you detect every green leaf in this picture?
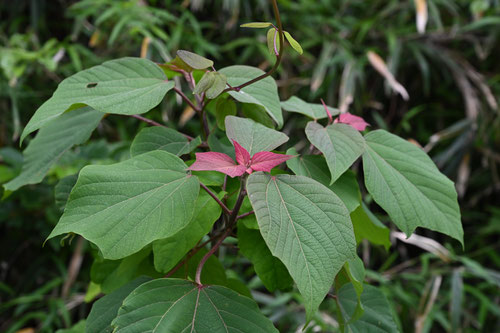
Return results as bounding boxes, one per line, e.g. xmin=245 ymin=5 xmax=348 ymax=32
xmin=305 ymin=122 xmax=365 ymax=184
xmin=193 ymin=71 xmax=215 ymax=95
xmin=362 ymin=130 xmax=463 ymax=245
xmin=55 ymin=174 xmax=78 ymax=211
xmin=130 ymin=126 xmax=197 ymax=157
xmin=215 ymin=98 xmax=237 ymax=130
xmin=241 ymin=104 xmax=275 ymax=128
xmin=246 ymin=173 xmax=356 ymax=320
xmin=241 ymin=22 xmax=273 ymax=28
xmin=21 ymin=58 xmax=174 ymax=142
xmin=337 ymin=283 xmax=399 ymax=333
xmin=219 ymin=65 xmax=283 ymax=128
xmin=238 ymin=223 xmax=293 ymax=292
xmin=5 ymin=107 xmax=102 ymax=191
xmin=153 ymin=189 xmax=222 ymax=273
xmin=351 ymin=204 xmax=391 ymax=250
xmin=56 ymin=320 xmax=86 ymax=333
xmin=281 ymin=96 xmax=339 ymax=120
xmin=86 ymin=276 xmax=151 ymax=333
xmin=47 ymin=150 xmax=200 ymax=259
xmin=176 ymin=50 xmax=214 ymax=70
xmin=112 ymin=279 xmax=278 ymax=332
xmin=205 ymin=72 xmax=227 ymax=99
xmin=283 ymin=31 xmax=303 ymax=54
xmin=225 ymin=116 xmax=288 ymax=155
xmin=266 ymin=28 xmax=278 ymax=55
xmin=286 ymin=148 xmax=360 ymax=212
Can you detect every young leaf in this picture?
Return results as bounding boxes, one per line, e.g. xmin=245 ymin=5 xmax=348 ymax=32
xmin=47 ymin=150 xmax=200 ymax=259
xmin=284 ymin=31 xmax=303 ymax=55
xmin=246 ymin=173 xmax=357 ymax=321
xmin=153 ymin=189 xmax=222 ymax=273
xmin=130 ymin=126 xmax=196 ymax=157
xmin=5 ymin=107 xmax=102 ymax=191
xmin=362 ymin=130 xmax=463 ymax=245
xmin=21 ymin=58 xmax=174 ymax=142
xmin=241 ymin=22 xmax=273 ymax=28
xmin=267 ymin=28 xmax=278 ymax=55
xmin=188 ymin=151 xmax=247 ymax=178
xmin=176 ymin=50 xmax=214 ymax=70
xmin=334 ymin=113 xmax=370 ymax=131
xmin=219 ymin=66 xmax=283 ymax=128
xmin=215 ymin=98 xmax=237 ymax=130
xmin=193 ymin=71 xmax=215 ymax=95
xmin=225 ymin=116 xmax=289 ymax=155
xmin=112 ymin=279 xmax=279 ymax=332
xmin=250 ymin=151 xmax=295 ymax=173
xmin=305 ymin=122 xmax=365 ymax=184
xmin=86 ymin=276 xmax=151 ymax=333
xmin=281 ymin=96 xmax=339 ymax=120
xmin=205 ymin=72 xmax=227 ymax=99
xmin=337 ymin=283 xmax=400 ymax=333
xmin=238 ymin=223 xmax=293 ymax=292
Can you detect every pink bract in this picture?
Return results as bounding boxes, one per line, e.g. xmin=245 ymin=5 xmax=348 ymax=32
xmin=334 ymin=113 xmax=369 ymax=131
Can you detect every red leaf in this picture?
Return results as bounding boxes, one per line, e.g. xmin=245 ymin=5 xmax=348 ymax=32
xmin=250 ymin=151 xmax=295 ymax=172
xmin=188 ymin=152 xmax=246 ymax=177
xmin=334 ymin=113 xmax=369 ymax=131
xmin=233 ymin=140 xmax=250 ymax=167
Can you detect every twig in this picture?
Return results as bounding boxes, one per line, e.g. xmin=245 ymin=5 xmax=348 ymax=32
xmin=61 ymin=237 xmax=85 ymax=299
xmin=200 ymin=182 xmax=231 ymax=215
xmin=173 ymin=86 xmax=199 ymax=112
xmin=195 ymin=227 xmax=232 ymax=285
xmin=236 ymin=211 xmax=254 ymax=220
xmin=130 ymin=114 xmax=166 ymax=127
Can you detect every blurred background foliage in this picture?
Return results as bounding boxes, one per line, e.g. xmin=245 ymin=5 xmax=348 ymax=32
xmin=1 ymin=0 xmax=499 ymax=332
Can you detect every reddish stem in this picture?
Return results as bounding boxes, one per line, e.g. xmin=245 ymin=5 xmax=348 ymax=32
xmin=200 ymin=182 xmax=231 ymax=215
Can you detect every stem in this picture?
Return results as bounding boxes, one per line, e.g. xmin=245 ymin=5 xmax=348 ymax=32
xmin=173 ymin=87 xmax=199 ymax=112
xmin=195 ymin=227 xmax=232 ymax=285
xmin=222 ymin=0 xmax=284 ymax=93
xmin=236 ymin=210 xmax=254 ymax=220
xmin=200 ymin=182 xmax=231 ymax=215
xmin=130 ymin=114 xmax=166 ymax=127
xmin=227 ymin=176 xmax=247 ymax=225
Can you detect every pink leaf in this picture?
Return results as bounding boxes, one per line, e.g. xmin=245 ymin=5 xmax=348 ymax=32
xmin=188 ymin=152 xmax=247 ymax=177
xmin=334 ymin=113 xmax=370 ymax=131
xmin=233 ymin=140 xmax=250 ymax=167
xmin=250 ymin=151 xmax=295 ymax=173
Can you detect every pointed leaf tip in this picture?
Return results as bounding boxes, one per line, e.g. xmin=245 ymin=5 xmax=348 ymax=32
xmin=233 ymin=140 xmax=251 ymax=166
xmin=188 ymin=152 xmax=246 ymax=178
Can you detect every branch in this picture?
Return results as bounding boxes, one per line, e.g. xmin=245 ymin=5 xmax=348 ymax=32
xmin=130 ymin=114 xmax=166 ymax=127
xmin=195 ymin=227 xmax=232 ymax=285
xmin=223 ymin=0 xmax=284 ymax=93
xmin=173 ymin=86 xmax=199 ymax=112
xmin=236 ymin=210 xmax=254 ymax=221
xmin=200 ymin=182 xmax=231 ymax=215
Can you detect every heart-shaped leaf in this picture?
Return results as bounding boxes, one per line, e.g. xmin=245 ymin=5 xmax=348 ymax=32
xmin=362 ymin=130 xmax=463 ymax=245
xmin=247 ymin=173 xmax=356 ymax=321
xmin=47 ymin=150 xmax=200 ymax=259
xmin=5 ymin=107 xmax=102 ymax=191
xmin=112 ymin=279 xmax=278 ymax=332
xmin=21 ymin=57 xmax=174 ymax=142
xmin=219 ymin=66 xmax=283 ymax=128
xmin=305 ymin=122 xmax=365 ymax=184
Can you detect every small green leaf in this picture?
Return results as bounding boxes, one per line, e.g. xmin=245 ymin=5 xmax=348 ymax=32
xmin=238 ymin=223 xmax=293 ymax=292
xmin=130 ymin=126 xmax=196 ymax=157
xmin=241 ymin=22 xmax=273 ymax=28
xmin=193 ymin=71 xmax=215 ymax=95
xmin=47 ymin=151 xmax=200 ymax=259
xmin=281 ymin=96 xmax=339 ymax=120
xmin=215 ymin=98 xmax=237 ymax=130
xmin=305 ymin=122 xmax=365 ymax=184
xmin=225 ymin=116 xmax=288 ymax=155
xmin=267 ymin=28 xmax=278 ymax=55
xmin=205 ymin=72 xmax=227 ymax=99
xmin=337 ymin=284 xmax=399 ymax=333
xmin=176 ymin=50 xmax=214 ymax=70
xmin=86 ymin=276 xmax=151 ymax=333
xmin=219 ymin=66 xmax=283 ymax=128
xmin=247 ymin=173 xmax=356 ymax=321
xmin=5 ymin=107 xmax=102 ymax=191
xmin=21 ymin=58 xmax=174 ymax=142
xmin=284 ymin=31 xmax=303 ymax=54
xmin=112 ymin=279 xmax=278 ymax=332
xmin=363 ymin=130 xmax=463 ymax=245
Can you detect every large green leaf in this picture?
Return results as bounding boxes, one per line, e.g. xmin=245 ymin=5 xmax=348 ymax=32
xmin=22 ymin=57 xmax=174 ymax=141
xmin=281 ymin=96 xmax=339 ymax=120
xmin=4 ymin=107 xmax=102 ymax=191
xmin=237 ymin=223 xmax=293 ymax=292
xmin=47 ymin=151 xmax=200 ymax=259
xmin=112 ymin=278 xmax=278 ymax=332
xmin=337 ymin=283 xmax=399 ymax=333
xmin=362 ymin=130 xmax=463 ymax=244
xmin=246 ymin=173 xmax=356 ymax=320
xmin=130 ymin=126 xmax=198 ymax=157
xmin=305 ymin=122 xmax=365 ymax=184
xmin=286 ymin=149 xmax=361 ymax=213
xmin=225 ymin=116 xmax=289 ymax=155
xmin=153 ymin=189 xmax=222 ymax=273
xmin=86 ymin=276 xmax=151 ymax=333
xmin=219 ymin=66 xmax=283 ymax=128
